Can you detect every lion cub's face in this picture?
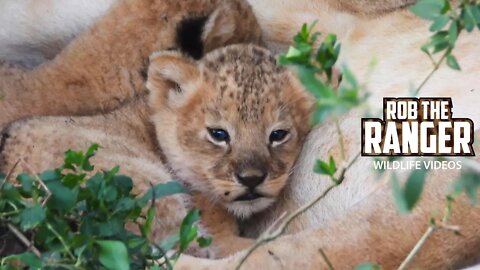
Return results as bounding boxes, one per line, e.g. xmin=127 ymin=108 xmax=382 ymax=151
xmin=148 ymin=45 xmax=313 ymax=218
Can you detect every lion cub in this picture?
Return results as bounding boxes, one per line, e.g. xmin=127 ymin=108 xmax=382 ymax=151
xmin=0 ymin=44 xmax=313 ymax=256
xmin=145 ymin=45 xmax=313 ymax=254
xmin=148 ymin=45 xmax=313 ymax=218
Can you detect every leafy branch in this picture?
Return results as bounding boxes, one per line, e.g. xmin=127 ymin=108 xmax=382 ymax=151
xmin=0 ymin=145 xmax=211 ymax=270
xmin=411 ymin=0 xmax=480 ymax=95
xmin=235 ymin=153 xmax=361 ymax=270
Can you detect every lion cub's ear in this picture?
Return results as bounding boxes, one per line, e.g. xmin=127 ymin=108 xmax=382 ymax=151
xmin=201 ymin=3 xmax=237 ymax=54
xmin=202 ymin=0 xmax=263 ymax=54
xmin=147 ymin=51 xmax=201 ymax=110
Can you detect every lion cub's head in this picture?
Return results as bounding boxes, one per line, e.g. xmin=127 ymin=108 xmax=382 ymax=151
xmin=147 ymin=45 xmax=313 ymax=218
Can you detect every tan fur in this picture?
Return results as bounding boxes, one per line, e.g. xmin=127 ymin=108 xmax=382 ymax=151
xmin=0 ymin=0 xmax=314 ymax=258
xmin=148 ymin=46 xmax=313 ymax=218
xmin=0 ymin=0 xmax=261 ymax=129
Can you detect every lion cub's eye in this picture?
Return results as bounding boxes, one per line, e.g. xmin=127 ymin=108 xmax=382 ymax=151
xmin=207 ymin=128 xmax=230 ymax=143
xmin=269 ymin=129 xmax=289 ymax=144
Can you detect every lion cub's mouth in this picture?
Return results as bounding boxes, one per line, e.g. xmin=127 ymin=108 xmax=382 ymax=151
xmin=234 ymin=192 xmax=263 ymax=201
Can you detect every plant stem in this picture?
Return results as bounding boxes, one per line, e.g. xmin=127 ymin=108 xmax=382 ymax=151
xmin=0 ymin=158 xmax=21 ymax=191
xmin=319 ymin=248 xmax=335 ymax=270
xmin=398 ymin=194 xmax=459 ymax=270
xmin=6 ymin=223 xmax=41 ymax=257
xmin=397 ymin=226 xmax=435 ymax=270
xmin=46 ymin=222 xmax=76 ymax=260
xmin=235 ymin=153 xmax=360 ymax=270
xmin=414 ymin=50 xmax=449 ymax=96
xmin=21 ymin=159 xmax=52 ymax=206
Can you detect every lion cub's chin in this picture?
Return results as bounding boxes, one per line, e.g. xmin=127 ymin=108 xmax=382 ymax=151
xmin=226 ymin=197 xmax=276 ymax=219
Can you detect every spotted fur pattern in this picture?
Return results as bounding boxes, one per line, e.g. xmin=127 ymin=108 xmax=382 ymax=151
xmin=148 ymin=45 xmax=314 ymax=218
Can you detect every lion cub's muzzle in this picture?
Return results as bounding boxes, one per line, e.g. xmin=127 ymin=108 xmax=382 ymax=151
xmin=233 ymin=168 xmax=268 ymax=201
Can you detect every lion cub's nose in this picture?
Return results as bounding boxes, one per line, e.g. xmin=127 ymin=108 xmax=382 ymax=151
xmin=235 ymin=170 xmax=267 ymax=189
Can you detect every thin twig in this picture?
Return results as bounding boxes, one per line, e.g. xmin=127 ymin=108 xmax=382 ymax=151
xmin=151 ymin=242 xmax=173 ymax=270
xmin=0 ymin=158 xmax=21 ymax=191
xmin=319 ymin=248 xmax=335 ymax=270
xmin=413 ymin=50 xmax=449 ymax=96
xmin=46 ymin=222 xmax=75 ymax=260
xmin=20 ymin=159 xmax=52 ymax=206
xmin=264 ymin=211 xmax=287 ymax=233
xmin=398 ymin=226 xmax=435 ymax=270
xmin=398 ymin=194 xmax=460 ymax=270
xmin=235 ymin=153 xmax=361 ymax=270
xmin=6 ymin=223 xmax=41 ymax=257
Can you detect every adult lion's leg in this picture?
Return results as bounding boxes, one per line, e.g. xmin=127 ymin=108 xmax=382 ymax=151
xmin=0 ymin=0 xmax=262 ymax=128
xmin=197 ymin=189 xmax=480 ymax=270
xmin=0 ymin=102 xmax=193 ymax=245
xmin=176 ymin=168 xmax=480 ymax=269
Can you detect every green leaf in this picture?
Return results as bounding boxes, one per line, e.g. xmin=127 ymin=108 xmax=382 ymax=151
xmin=179 ymin=209 xmax=201 ymax=252
xmin=341 ymin=65 xmax=359 ymax=90
xmin=463 ymin=4 xmax=477 ymax=32
xmin=0 ymin=182 xmax=22 ymax=205
xmin=101 ymin=185 xmax=119 ymax=203
xmin=160 ymin=234 xmax=180 ymax=251
xmin=354 ymin=263 xmax=382 ymax=270
xmin=446 ymin=53 xmax=461 ymax=71
xmin=46 ymin=181 xmax=78 ymax=211
xmin=82 ymin=143 xmax=100 ymax=171
xmin=17 ymin=173 xmax=34 ymax=196
xmin=391 ymin=169 xmax=428 ymax=214
xmin=314 ymin=160 xmax=331 ymax=176
xmin=64 ymin=149 xmax=84 ymax=170
xmin=452 ymin=170 xmax=480 ymax=205
xmin=86 ymin=173 xmax=104 ymax=194
xmin=197 ymin=236 xmax=212 ymax=248
xmin=296 ymin=66 xmax=334 ymax=99
xmin=19 ymin=204 xmax=46 ymax=230
xmin=409 ymin=0 xmax=446 ymax=20
xmin=391 ymin=173 xmax=408 ymax=213
xmin=62 ymin=173 xmax=86 ymax=188
xmin=113 ymin=175 xmax=134 ymax=195
xmin=115 ymin=197 xmax=136 ymax=213
xmin=96 ymin=240 xmax=130 ymax=270
xmin=63 ymin=143 xmax=99 ymax=171
xmin=140 ymin=207 xmax=156 ymax=237
xmin=126 ymin=237 xmax=146 ymax=251
xmin=471 ymin=5 xmax=480 ymax=29
xmin=39 ymin=170 xmax=62 ymax=182
xmin=329 ymin=156 xmax=337 ymax=175
xmin=2 ymin=252 xmax=42 ymax=268
xmin=137 ymin=181 xmax=187 ymax=207
xmin=314 ymin=157 xmax=337 ymax=176
xmin=403 ymin=168 xmax=427 ymax=211
xmin=98 ymin=218 xmax=124 ymax=237
xmin=448 ymin=21 xmax=458 ymax=46
xmin=429 ymin=15 xmax=449 ymax=31
xmin=103 ymin=166 xmax=120 ymax=184
xmin=285 ymin=46 xmax=303 ymax=59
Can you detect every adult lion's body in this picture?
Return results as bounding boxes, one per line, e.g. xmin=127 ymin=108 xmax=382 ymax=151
xmin=176 ymin=2 xmax=480 ymax=269
xmin=1 ymin=0 xmax=480 ymax=269
xmin=0 ymin=0 xmax=261 ymax=129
